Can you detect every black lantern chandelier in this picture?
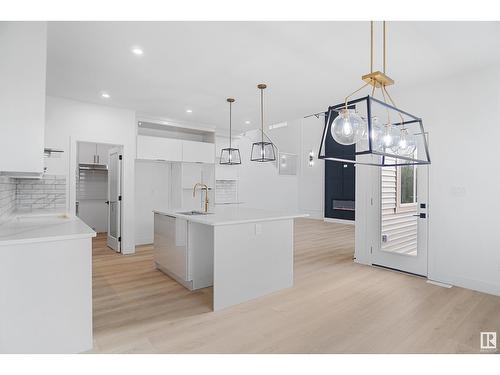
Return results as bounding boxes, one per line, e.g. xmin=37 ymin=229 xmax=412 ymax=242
xmin=251 ymin=84 xmax=276 ymax=162
xmin=220 ymin=98 xmax=241 ymax=165
xmin=318 ymin=21 xmax=431 ymax=167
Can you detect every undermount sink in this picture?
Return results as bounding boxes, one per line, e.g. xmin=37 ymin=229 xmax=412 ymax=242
xmin=177 ymin=210 xmax=213 ymax=216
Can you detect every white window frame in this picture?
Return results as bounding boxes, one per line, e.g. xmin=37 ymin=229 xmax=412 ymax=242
xmin=395 ymin=163 xmax=417 ymax=213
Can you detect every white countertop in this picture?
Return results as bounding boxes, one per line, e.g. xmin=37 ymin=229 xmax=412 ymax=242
xmin=0 ymin=211 xmax=96 ymax=246
xmin=154 ymin=206 xmax=308 ymax=226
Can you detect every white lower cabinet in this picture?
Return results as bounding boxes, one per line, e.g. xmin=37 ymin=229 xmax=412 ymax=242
xmin=153 ymin=213 xmax=213 ymax=290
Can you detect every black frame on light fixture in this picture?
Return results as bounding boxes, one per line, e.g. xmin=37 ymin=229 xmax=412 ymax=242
xmin=220 ymin=98 xmax=242 ymax=165
xmin=250 ymin=141 xmax=276 ymax=163
xmin=251 ymin=83 xmax=277 ymax=162
xmin=318 ymin=95 xmax=431 ymax=167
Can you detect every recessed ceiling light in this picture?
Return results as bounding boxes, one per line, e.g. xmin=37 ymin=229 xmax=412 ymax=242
xmin=131 ymin=47 xmax=144 ymax=56
xmin=186 ymin=109 xmax=193 ymax=113
xmin=101 ymin=92 xmax=110 ymax=99
xmin=245 ymin=120 xmax=251 ymax=124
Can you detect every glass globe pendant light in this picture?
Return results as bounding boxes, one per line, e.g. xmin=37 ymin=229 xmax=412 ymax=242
xmin=317 ymin=21 xmax=431 ymax=166
xmin=251 ymin=84 xmax=276 ymax=162
xmin=382 ymin=123 xmax=396 ymax=148
xmin=392 ymin=127 xmax=416 ymax=156
xmin=220 ymin=98 xmax=242 ymax=165
xmin=330 ymin=108 xmax=367 ymax=145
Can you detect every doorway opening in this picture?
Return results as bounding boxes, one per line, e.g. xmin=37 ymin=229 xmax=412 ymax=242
xmin=76 ymin=141 xmax=123 ymax=252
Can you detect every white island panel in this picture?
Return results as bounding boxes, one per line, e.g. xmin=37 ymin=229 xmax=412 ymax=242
xmin=213 ymin=219 xmax=294 ymax=311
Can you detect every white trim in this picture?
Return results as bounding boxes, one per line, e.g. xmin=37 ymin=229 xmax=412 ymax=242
xmin=324 ymin=217 xmax=355 ymax=225
xmin=136 ymin=114 xmax=216 ymax=133
xmin=426 ymin=279 xmax=453 ymax=288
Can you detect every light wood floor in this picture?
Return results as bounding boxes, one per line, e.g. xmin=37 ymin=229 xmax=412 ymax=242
xmin=90 ymin=219 xmax=500 ymax=353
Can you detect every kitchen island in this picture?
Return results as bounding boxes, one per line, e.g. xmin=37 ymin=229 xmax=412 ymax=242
xmin=153 ymin=206 xmax=307 ymax=311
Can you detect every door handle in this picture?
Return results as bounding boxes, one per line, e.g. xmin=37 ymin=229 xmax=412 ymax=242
xmin=105 ymin=200 xmax=110 ymax=205
xmin=413 ymin=213 xmax=426 ymax=218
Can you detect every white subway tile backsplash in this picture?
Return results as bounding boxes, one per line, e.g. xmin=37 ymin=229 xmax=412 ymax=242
xmin=215 ymin=179 xmax=238 ymax=204
xmin=0 ymin=177 xmax=16 ymax=219
xmin=15 ymin=175 xmax=66 ymax=211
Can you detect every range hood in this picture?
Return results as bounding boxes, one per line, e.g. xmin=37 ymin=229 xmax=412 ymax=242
xmin=78 ymin=163 xmax=108 ymax=171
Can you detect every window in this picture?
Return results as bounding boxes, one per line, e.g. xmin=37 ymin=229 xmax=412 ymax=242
xmin=396 ymin=163 xmax=417 ymax=211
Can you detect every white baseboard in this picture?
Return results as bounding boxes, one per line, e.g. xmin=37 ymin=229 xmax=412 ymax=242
xmin=427 ymin=279 xmax=453 ymax=288
xmin=324 ymin=217 xmax=355 ymax=225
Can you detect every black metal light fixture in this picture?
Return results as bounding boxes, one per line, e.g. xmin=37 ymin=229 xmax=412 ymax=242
xmin=317 ymin=21 xmax=430 ymax=167
xmin=251 ymin=84 xmax=276 ymax=162
xmin=220 ymin=98 xmax=241 ymax=165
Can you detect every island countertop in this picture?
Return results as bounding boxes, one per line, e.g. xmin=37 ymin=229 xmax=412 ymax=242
xmin=153 ymin=206 xmax=308 ymax=226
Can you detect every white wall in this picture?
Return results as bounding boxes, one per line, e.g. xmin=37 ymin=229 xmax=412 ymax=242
xmin=135 ymin=160 xmax=170 ymax=245
xmin=355 ymin=64 xmax=500 ymax=296
xmin=215 ymin=117 xmax=325 ymax=217
xmin=44 ymin=96 xmax=137 ymax=253
xmin=0 ymin=22 xmax=46 ymax=174
xmin=235 ymin=127 xmax=300 ymax=213
xmin=298 ymin=116 xmax=325 ymax=219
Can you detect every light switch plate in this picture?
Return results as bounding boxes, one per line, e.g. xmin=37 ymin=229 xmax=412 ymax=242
xmin=255 ymin=223 xmax=262 ymax=235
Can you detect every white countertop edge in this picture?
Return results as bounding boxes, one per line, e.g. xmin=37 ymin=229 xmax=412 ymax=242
xmin=208 ymin=215 xmax=308 ymax=226
xmin=0 ymin=232 xmax=97 ymax=246
xmin=153 ymin=209 xmax=308 ymax=226
xmin=0 ymin=212 xmax=96 ymax=246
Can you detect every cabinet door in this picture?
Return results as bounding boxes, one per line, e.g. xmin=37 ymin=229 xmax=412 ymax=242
xmin=182 ymin=141 xmax=215 ymax=163
xmin=137 ymin=136 xmax=182 ymax=162
xmin=0 ymin=23 xmax=46 ymax=174
xmin=78 ymin=142 xmax=97 ymax=164
xmin=96 ymin=143 xmax=111 ymax=165
xmin=202 ymin=164 xmax=215 ymax=189
xmin=154 ymin=214 xmax=189 ymax=281
xmin=181 ymin=163 xmax=202 ymax=189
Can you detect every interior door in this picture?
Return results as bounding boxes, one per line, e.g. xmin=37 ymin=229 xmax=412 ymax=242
xmin=107 ymin=147 xmax=122 ymax=252
xmin=371 ymin=142 xmax=429 ymax=276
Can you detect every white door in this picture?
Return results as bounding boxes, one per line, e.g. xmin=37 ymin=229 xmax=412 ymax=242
xmin=371 ymin=145 xmax=429 ymax=276
xmin=107 ymin=147 xmax=122 ymax=252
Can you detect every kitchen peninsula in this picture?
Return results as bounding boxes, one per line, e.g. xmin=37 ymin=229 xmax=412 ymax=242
xmin=153 ymin=206 xmax=307 ymax=310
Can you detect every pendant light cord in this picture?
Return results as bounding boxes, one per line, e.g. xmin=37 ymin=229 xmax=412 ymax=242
xmin=260 ymin=87 xmax=264 ymax=143
xmin=344 ymin=82 xmax=370 ymax=109
xmin=370 ymin=21 xmax=374 ymax=73
xmin=383 ymin=21 xmax=386 ymax=74
xmin=229 ymin=101 xmax=232 ymax=149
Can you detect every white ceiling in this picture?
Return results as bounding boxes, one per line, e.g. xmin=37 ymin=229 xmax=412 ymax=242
xmin=47 ymin=21 xmax=500 ymax=131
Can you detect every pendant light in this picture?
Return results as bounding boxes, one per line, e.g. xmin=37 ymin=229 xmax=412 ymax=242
xmin=318 ymin=21 xmax=431 ymax=167
xmin=251 ymin=84 xmax=276 ymax=162
xmin=220 ymin=98 xmax=241 ymax=165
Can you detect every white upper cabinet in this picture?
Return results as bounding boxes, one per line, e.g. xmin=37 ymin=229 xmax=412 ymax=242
xmin=78 ymin=142 xmax=112 ymax=165
xmin=78 ymin=143 xmax=97 ymax=164
xmin=182 ymin=140 xmax=215 ymax=164
xmin=136 ymin=135 xmax=214 ymax=164
xmin=96 ymin=144 xmax=111 ymax=165
xmin=0 ymin=23 xmax=47 ymax=175
xmin=137 ymin=135 xmax=183 ymax=162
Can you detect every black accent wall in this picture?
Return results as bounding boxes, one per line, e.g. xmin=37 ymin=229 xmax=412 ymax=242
xmin=324 ymin=109 xmax=356 ymax=221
